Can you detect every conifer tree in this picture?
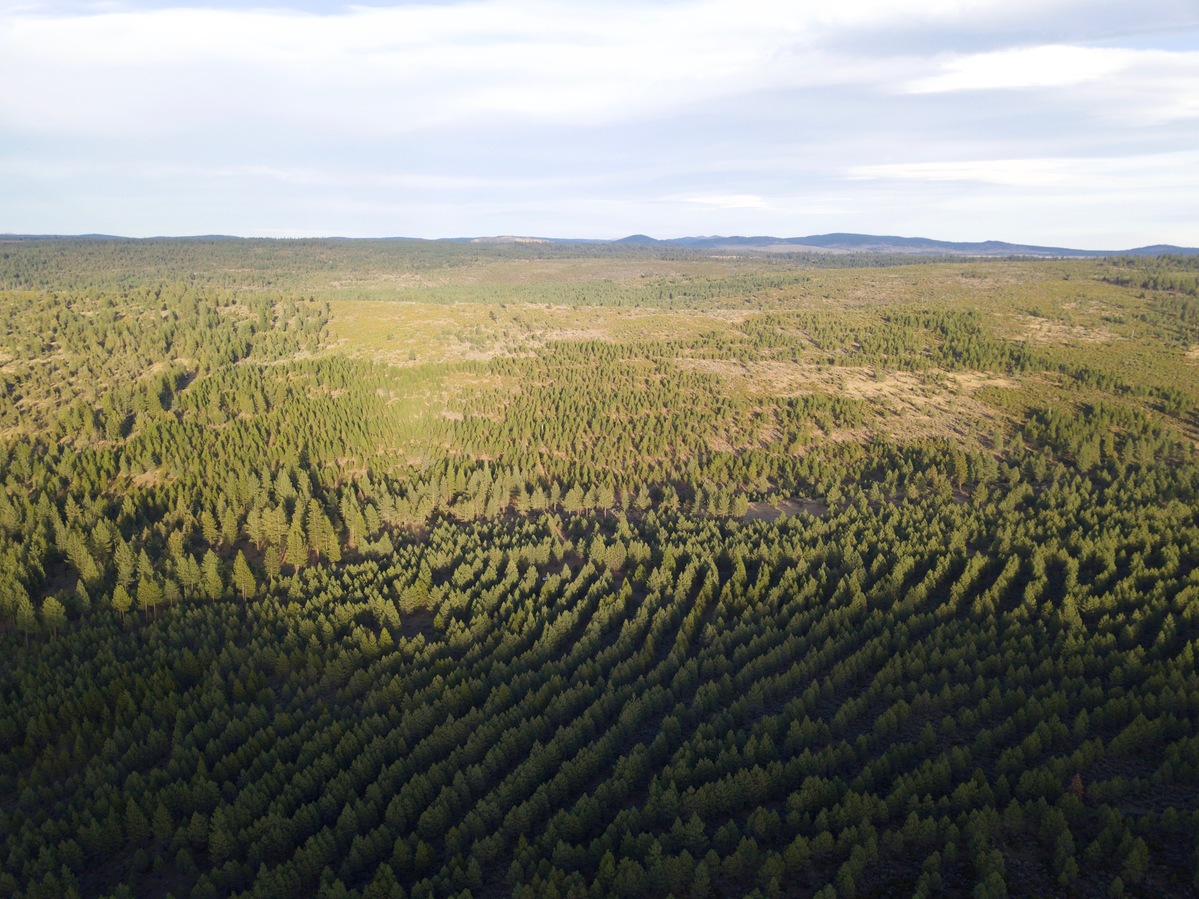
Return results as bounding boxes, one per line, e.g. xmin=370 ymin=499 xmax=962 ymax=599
xmin=263 ymin=545 xmax=281 ymax=582
xmin=201 ymin=550 xmax=223 ymax=600
xmin=286 ymin=517 xmax=307 ymax=571
xmin=110 ymin=584 xmax=132 ymax=619
xmin=233 ymin=551 xmax=257 ymax=601
xmin=137 ymin=576 xmax=162 ymax=622
xmin=41 ymin=596 xmax=65 ymax=638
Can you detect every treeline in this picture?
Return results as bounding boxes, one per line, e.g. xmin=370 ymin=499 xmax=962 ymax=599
xmin=1103 ymin=255 xmax=1199 ymax=303
xmin=0 ymin=238 xmax=990 ymax=305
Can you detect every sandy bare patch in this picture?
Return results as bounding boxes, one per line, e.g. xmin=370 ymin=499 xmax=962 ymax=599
xmin=1010 ymin=315 xmax=1116 ymax=344
xmin=745 ymin=498 xmax=828 ymax=521
xmin=538 ymin=328 xmax=615 ymax=343
xmin=680 ymin=359 xmax=1012 ymax=399
xmin=680 ymin=359 xmax=1015 ymax=446
xmin=325 ymin=270 xmax=459 ymax=291
xmin=699 ymin=308 xmax=757 ymax=323
xmin=131 ymin=469 xmax=166 ymax=488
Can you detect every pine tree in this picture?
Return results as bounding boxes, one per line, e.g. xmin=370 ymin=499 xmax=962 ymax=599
xmin=74 ymin=578 xmax=91 ymax=613
xmin=111 ymin=584 xmax=132 ymax=619
xmin=167 ymin=529 xmax=185 ymax=562
xmin=14 ymin=594 xmax=35 ymax=642
xmin=125 ymin=800 xmax=150 ymax=844
xmin=286 ymin=515 xmax=307 ymax=570
xmin=342 ymin=495 xmax=366 ymax=548
xmin=41 ymin=596 xmax=66 ymax=638
xmin=264 ymin=545 xmax=281 ymax=582
xmin=137 ymin=548 xmax=154 ymax=581
xmin=563 ymin=485 xmax=584 ymax=513
xmin=307 ymin=499 xmax=326 ymax=555
xmin=263 ymin=505 xmax=287 ymax=548
xmin=233 ymin=551 xmax=257 ymax=601
xmin=114 ymin=540 xmax=136 ymax=587
xmin=201 ymin=509 xmax=220 ymax=546
xmin=179 ymin=554 xmax=202 ymax=598
xmin=220 ymin=506 xmax=240 ymax=546
xmin=0 ymin=577 xmax=27 ymax=625
xmin=152 ymin=803 xmax=174 ymax=843
xmin=245 ymin=508 xmax=265 ymax=550
xmin=202 ymin=550 xmax=223 ymax=600
xmin=137 ymin=576 xmax=162 ymax=622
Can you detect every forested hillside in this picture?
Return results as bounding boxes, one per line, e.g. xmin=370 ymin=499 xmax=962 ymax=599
xmin=2 ymin=238 xmax=1198 ymax=898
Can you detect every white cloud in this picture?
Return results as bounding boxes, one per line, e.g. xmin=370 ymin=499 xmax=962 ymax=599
xmin=901 ymin=44 xmax=1199 ymax=122
xmin=3 ymin=1 xmax=1194 ymax=139
xmin=1 ymin=0 xmax=1196 ymax=242
xmin=677 ymin=193 xmax=770 ymax=210
xmin=0 ymin=2 xmax=808 ymax=134
xmin=905 ymin=44 xmax=1132 ymax=91
xmin=0 ymin=0 xmax=1107 ymax=136
xmin=847 ymin=152 xmax=1199 ymax=190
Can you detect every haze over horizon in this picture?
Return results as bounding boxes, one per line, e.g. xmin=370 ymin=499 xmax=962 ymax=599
xmin=2 ymin=0 xmax=1197 ymax=249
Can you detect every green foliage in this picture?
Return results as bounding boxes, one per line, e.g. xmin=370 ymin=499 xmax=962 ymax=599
xmin=1 ymin=240 xmax=1197 ymax=897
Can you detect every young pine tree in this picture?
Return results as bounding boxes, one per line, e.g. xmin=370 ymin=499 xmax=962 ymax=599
xmin=42 ymin=596 xmax=66 ymax=638
xmin=232 ymin=551 xmax=257 ymax=602
xmin=111 ymin=585 xmax=132 ymax=620
xmin=201 ymin=551 xmax=223 ymax=600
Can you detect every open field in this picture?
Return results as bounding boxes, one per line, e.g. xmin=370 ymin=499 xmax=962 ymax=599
xmin=317 ymin=253 xmax=1199 ymax=458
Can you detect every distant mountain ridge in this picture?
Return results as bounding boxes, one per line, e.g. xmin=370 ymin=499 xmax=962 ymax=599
xmin=3 ymin=232 xmax=1196 ymax=256
xmin=609 ymin=232 xmax=1199 ymax=257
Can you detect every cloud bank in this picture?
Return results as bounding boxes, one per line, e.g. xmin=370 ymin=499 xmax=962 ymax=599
xmin=1 ymin=0 xmax=1197 ymax=245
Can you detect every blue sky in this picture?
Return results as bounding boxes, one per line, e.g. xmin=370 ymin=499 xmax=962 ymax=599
xmin=1 ymin=0 xmax=1197 ymax=246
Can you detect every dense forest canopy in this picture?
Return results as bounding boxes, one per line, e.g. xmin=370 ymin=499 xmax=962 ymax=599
xmin=1 ymin=238 xmax=1198 ymax=898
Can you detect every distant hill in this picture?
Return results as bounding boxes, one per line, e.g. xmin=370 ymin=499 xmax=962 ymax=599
xmin=1121 ymin=244 xmax=1199 ymax=256
xmin=4 ymin=232 xmax=1196 ymax=256
xmin=611 ymin=232 xmax=1199 ymax=257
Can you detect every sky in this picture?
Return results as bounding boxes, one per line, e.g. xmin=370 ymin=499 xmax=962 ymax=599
xmin=1 ymin=0 xmax=1197 ymax=247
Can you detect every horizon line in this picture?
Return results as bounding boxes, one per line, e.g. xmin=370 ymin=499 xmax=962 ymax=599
xmin=2 ymin=231 xmax=1196 ymax=255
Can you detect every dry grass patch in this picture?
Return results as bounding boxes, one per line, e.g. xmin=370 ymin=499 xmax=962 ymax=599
xmin=329 ymin=299 xmax=759 ymax=365
xmin=745 ymin=498 xmax=828 ymax=521
xmin=1009 ymin=314 xmax=1118 ymax=345
xmin=326 ymin=300 xmax=522 ymax=364
xmin=680 ymin=358 xmax=1016 ymax=446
